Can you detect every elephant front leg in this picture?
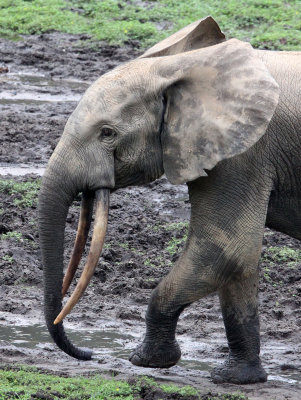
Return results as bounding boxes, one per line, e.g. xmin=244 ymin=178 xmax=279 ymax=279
xmin=212 ymin=272 xmax=267 ymax=384
xmin=130 ymin=253 xmax=216 ymax=368
xmin=129 ymin=292 xmax=184 ymax=368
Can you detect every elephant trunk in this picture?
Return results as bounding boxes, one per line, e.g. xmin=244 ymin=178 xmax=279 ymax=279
xmin=39 ymin=157 xmax=110 ymax=360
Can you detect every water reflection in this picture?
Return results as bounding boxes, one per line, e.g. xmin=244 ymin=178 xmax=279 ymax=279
xmin=0 ymin=324 xmax=132 ymax=359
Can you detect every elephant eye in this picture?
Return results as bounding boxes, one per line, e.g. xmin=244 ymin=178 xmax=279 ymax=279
xmin=100 ymin=127 xmax=116 ymax=139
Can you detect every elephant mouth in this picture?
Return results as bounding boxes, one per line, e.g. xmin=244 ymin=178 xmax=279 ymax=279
xmin=53 ymin=188 xmax=110 ymax=325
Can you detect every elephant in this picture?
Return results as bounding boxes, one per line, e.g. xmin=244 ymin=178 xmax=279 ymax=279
xmin=38 ymin=16 xmax=301 ymax=384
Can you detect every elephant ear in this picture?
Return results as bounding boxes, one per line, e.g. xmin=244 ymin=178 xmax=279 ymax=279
xmin=140 ymin=16 xmax=225 ymax=58
xmin=154 ymin=39 xmax=279 ymax=184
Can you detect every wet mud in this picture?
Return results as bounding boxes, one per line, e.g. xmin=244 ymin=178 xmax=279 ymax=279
xmin=1 ymin=33 xmax=301 ymax=399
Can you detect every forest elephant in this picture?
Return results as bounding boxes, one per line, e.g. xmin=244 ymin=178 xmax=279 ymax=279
xmin=38 ymin=16 xmax=301 ymax=384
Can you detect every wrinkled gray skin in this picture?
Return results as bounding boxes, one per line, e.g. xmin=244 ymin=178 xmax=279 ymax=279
xmin=39 ymin=17 xmax=301 ymax=384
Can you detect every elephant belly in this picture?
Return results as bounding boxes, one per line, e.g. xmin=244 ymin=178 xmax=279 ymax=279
xmin=266 ymin=191 xmax=301 ymax=240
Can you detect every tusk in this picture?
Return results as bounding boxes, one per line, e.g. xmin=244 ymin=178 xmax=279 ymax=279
xmin=62 ymin=191 xmax=94 ymax=298
xmin=54 ymin=188 xmax=110 ymax=325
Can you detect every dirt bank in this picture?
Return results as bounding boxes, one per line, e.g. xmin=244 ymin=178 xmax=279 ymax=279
xmin=1 ymin=33 xmax=301 ymax=400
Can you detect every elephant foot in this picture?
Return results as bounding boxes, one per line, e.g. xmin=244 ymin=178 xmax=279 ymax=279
xmin=129 ymin=339 xmax=181 ymax=368
xmin=211 ymin=358 xmax=267 ymax=384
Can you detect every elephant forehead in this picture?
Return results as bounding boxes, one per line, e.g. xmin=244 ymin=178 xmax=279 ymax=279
xmin=81 ymin=71 xmax=149 ymax=114
xmin=76 ymin=64 xmax=158 ymax=128
xmin=84 ymin=82 xmax=132 ymax=111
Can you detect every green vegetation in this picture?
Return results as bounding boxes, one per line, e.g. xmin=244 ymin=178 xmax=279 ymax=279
xmin=0 ymin=368 xmax=133 ymax=400
xmin=166 ymin=235 xmax=187 ymax=255
xmin=161 ymin=383 xmax=199 ymax=397
xmin=152 ymin=221 xmax=189 ymax=255
xmin=0 ymin=368 xmax=248 ymax=399
xmin=2 ymin=254 xmax=14 ymax=264
xmin=0 ymin=179 xmax=40 ymax=208
xmin=153 ymin=221 xmax=188 ymax=234
xmin=162 ymin=221 xmax=189 ymax=231
xmin=1 ymin=0 xmax=301 ymax=49
xmin=0 ymin=231 xmax=23 ymax=241
xmin=0 ymin=230 xmax=37 ymax=249
xmin=262 ymin=246 xmax=301 ymax=285
xmin=144 ymin=257 xmax=156 ymax=267
xmin=262 ymin=246 xmax=301 ymax=265
xmin=117 ymin=241 xmax=144 ymax=256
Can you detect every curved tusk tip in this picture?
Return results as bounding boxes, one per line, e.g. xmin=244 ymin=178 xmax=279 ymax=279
xmin=53 ymin=316 xmax=62 ymax=325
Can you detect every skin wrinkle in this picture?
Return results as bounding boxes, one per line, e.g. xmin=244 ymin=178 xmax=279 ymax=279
xmin=185 ymin=159 xmax=272 ymax=289
xmin=268 ymin=116 xmax=298 ymax=194
xmin=266 ymin=194 xmax=301 ymax=241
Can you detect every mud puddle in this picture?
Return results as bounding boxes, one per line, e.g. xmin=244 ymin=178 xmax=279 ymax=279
xmin=0 ymin=324 xmax=133 ymax=360
xmin=6 ymin=72 xmax=89 ymax=89
xmin=0 ymin=322 xmax=300 ymax=386
xmin=0 ymin=163 xmax=45 ymax=176
xmin=0 ymin=322 xmax=214 ymax=371
xmin=0 ymin=92 xmax=80 ymax=105
xmin=1 ymin=70 xmax=90 ymax=164
xmin=0 ymin=72 xmax=89 ymax=105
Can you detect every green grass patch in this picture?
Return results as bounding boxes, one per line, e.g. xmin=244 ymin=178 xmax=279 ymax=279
xmin=0 ymin=230 xmax=37 ymax=248
xmin=0 ymin=179 xmax=40 ymax=208
xmin=144 ymin=258 xmax=156 ymax=267
xmin=2 ymin=254 xmax=14 ymax=264
xmin=1 ymin=0 xmax=301 ymax=49
xmin=0 ymin=368 xmax=249 ymax=400
xmin=163 ymin=221 xmax=189 ymax=231
xmin=152 ymin=221 xmax=188 ymax=255
xmin=0 ymin=368 xmax=133 ymax=400
xmin=166 ymin=236 xmax=187 ymax=255
xmin=262 ymin=246 xmax=301 ymax=265
xmin=153 ymin=221 xmax=189 ymax=232
xmin=0 ymin=231 xmax=23 ymax=241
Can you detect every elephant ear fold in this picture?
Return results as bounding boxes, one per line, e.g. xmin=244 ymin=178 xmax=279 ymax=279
xmin=140 ymin=16 xmax=225 ymax=58
xmin=156 ymin=39 xmax=279 ymax=184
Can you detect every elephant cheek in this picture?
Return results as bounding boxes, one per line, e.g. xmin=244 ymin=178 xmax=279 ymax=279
xmin=114 ymin=145 xmax=164 ymax=188
xmin=86 ymin=154 xmax=115 ymax=191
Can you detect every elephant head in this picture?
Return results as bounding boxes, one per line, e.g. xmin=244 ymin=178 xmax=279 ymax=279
xmin=38 ymin=16 xmax=279 ymax=360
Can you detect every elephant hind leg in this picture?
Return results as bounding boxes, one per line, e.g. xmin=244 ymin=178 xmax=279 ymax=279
xmin=211 ymin=272 xmax=267 ymax=384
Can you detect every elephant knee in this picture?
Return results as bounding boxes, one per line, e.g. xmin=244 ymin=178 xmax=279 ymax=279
xmin=212 ymin=237 xmax=262 ymax=284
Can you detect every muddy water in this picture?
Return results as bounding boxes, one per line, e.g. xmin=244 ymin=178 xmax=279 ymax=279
xmin=0 ymin=322 xmax=210 ymax=367
xmin=0 ymin=324 xmax=132 ymax=359
xmin=0 ymin=322 xmax=300 ymax=386
xmin=0 ymin=72 xmax=89 ymax=105
xmin=0 ymin=70 xmax=91 ymax=165
xmin=0 ymin=322 xmax=215 ymax=373
xmin=0 ymin=163 xmax=45 ymax=176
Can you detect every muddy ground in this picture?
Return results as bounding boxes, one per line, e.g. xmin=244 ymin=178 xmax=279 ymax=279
xmin=1 ymin=33 xmax=301 ymax=400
